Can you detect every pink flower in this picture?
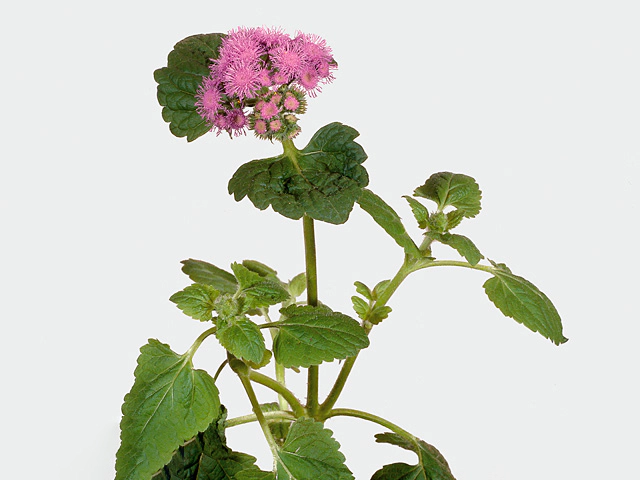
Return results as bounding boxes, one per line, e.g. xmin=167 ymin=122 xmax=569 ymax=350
xmin=269 ymin=119 xmax=282 ymax=131
xmin=271 ymin=41 xmax=307 ymax=81
xmin=223 ymin=63 xmax=261 ymax=99
xmin=254 ymin=119 xmax=267 ymax=134
xmin=283 ymin=94 xmax=300 ymax=111
xmin=259 ymin=101 xmax=278 ymax=119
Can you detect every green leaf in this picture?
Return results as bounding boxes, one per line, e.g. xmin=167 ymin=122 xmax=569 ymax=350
xmin=277 ymin=418 xmax=353 ymax=480
xmin=372 ymin=279 xmax=391 ymax=301
xmin=228 ymin=122 xmax=369 ymax=225
xmin=216 ymin=316 xmax=266 ymax=364
xmin=483 ymin=264 xmax=568 ymax=345
xmin=273 ymin=305 xmax=370 ymax=368
xmin=116 ymin=339 xmax=220 ymax=480
xmin=154 ymin=33 xmax=225 ymax=142
xmin=354 ymin=281 xmax=373 ymax=300
xmin=170 ymin=284 xmax=220 ymax=321
xmin=403 ymin=195 xmax=430 ymax=229
xmin=231 ymin=263 xmax=290 ymax=309
xmin=414 ymin=172 xmax=481 ymax=218
xmin=373 ymin=432 xmax=455 ymax=480
xmin=369 ymin=305 xmax=393 ymax=325
xmin=181 ymin=259 xmax=238 ymax=294
xmin=445 ymin=210 xmax=465 ymax=230
xmin=351 ymin=295 xmax=369 ymax=320
xmin=427 ymin=232 xmax=484 ymax=266
xmin=153 ymin=406 xmax=267 ymax=480
xmin=242 ymin=259 xmax=279 ymax=279
xmin=358 ymin=189 xmax=421 ymax=257
xmin=288 ymin=273 xmax=307 ymax=298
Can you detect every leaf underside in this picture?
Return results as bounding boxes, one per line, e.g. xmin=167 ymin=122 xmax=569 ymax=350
xmin=414 ymin=172 xmax=481 ymax=218
xmin=228 ymin=122 xmax=369 ymax=225
xmin=181 ymin=259 xmax=238 ymax=294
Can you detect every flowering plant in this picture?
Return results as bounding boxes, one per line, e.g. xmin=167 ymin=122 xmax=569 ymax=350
xmin=114 ymin=27 xmax=567 ymax=480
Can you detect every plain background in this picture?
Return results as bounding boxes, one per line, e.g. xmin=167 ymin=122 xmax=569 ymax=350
xmin=2 ymin=1 xmax=639 ymax=478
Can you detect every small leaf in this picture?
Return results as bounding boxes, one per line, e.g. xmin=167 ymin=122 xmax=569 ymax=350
xmin=216 ymin=316 xmax=266 ymax=364
xmin=170 ymin=284 xmax=220 ymax=321
xmin=288 ymin=273 xmax=307 ymax=298
xmin=181 ymin=259 xmax=238 ymax=294
xmin=228 ymin=122 xmax=369 ymax=225
xmin=242 ymin=259 xmax=279 ymax=279
xmin=374 ymin=432 xmax=455 ymax=480
xmin=153 ymin=406 xmax=268 ymax=480
xmin=245 ymin=349 xmax=273 ymax=370
xmin=358 ymin=189 xmax=421 ymax=258
xmin=403 ymin=195 xmax=429 ymax=229
xmin=414 ymin=172 xmax=481 ymax=218
xmin=445 ymin=210 xmax=465 ymax=230
xmin=483 ymin=264 xmax=568 ymax=345
xmin=354 ymin=281 xmax=373 ymax=300
xmin=115 ymin=340 xmax=220 ymax=480
xmin=372 ymin=280 xmax=391 ymax=301
xmin=273 ymin=305 xmax=370 ymax=368
xmin=232 ymin=263 xmax=290 ymax=309
xmin=351 ymin=296 xmax=369 ymax=320
xmin=428 ymin=232 xmax=484 ymax=266
xmin=277 ymin=418 xmax=353 ymax=480
xmin=154 ymin=33 xmax=225 ymax=142
xmin=369 ymin=305 xmax=393 ymax=325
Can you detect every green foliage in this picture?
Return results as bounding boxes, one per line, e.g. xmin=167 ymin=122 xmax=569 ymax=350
xmin=414 ymin=172 xmax=482 ymax=218
xmin=228 ymin=122 xmax=369 ymax=224
xmin=273 ymin=305 xmax=370 ymax=368
xmin=154 ymin=34 xmax=225 ymax=142
xmin=358 ymin=189 xmax=421 ymax=258
xmin=152 ymin=406 xmax=266 ymax=480
xmin=483 ymin=263 xmax=568 ymax=345
xmin=170 ymin=284 xmax=220 ymax=321
xmin=427 ymin=232 xmax=484 ymax=266
xmin=403 ymin=195 xmax=430 ymax=229
xmin=354 ymin=281 xmax=373 ymax=300
xmin=231 ymin=263 xmax=290 ymax=309
xmin=216 ymin=316 xmax=266 ymax=364
xmin=276 ymin=418 xmax=353 ymax=480
xmin=181 ymin=259 xmax=238 ymax=294
xmin=351 ymin=295 xmax=369 ymax=320
xmin=116 ymin=340 xmax=220 ymax=480
xmin=241 ymin=260 xmax=279 ymax=279
xmin=287 ymin=272 xmax=307 ymax=299
xmin=372 ymin=432 xmax=455 ymax=480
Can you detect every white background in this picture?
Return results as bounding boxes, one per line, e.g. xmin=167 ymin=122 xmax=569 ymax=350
xmin=2 ymin=1 xmax=639 ymax=478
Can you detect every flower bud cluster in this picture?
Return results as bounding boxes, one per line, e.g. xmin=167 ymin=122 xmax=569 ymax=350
xmin=195 ymin=27 xmax=336 ymax=139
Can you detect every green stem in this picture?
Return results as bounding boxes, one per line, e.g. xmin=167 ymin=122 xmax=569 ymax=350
xmin=248 ymin=370 xmax=306 ymax=417
xmin=414 ymin=258 xmax=495 ymax=275
xmin=186 ymin=326 xmax=217 ymax=360
xmin=319 ymin=259 xmax=413 ymax=415
xmin=225 ymin=410 xmax=296 ymax=429
xmin=303 ymin=215 xmax=320 ymax=417
xmin=236 ymin=372 xmax=282 ymax=464
xmin=325 ymin=408 xmax=417 ymax=443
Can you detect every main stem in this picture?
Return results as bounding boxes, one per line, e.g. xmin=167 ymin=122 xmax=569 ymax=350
xmin=303 ymin=215 xmax=320 ymax=417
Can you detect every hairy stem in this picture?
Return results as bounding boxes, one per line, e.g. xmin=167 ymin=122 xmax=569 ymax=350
xmin=325 ymin=407 xmax=417 ymax=443
xmin=225 ymin=410 xmax=296 ymax=429
xmin=248 ymin=370 xmax=306 ymax=417
xmin=303 ymin=214 xmax=320 ymax=417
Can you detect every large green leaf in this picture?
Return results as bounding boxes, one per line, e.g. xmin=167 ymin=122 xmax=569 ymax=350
xmin=273 ymin=305 xmax=370 ymax=368
xmin=170 ymin=284 xmax=220 ymax=321
xmin=216 ymin=316 xmax=266 ymax=364
xmin=115 ymin=339 xmax=221 ymax=480
xmin=276 ymin=418 xmax=353 ymax=480
xmin=427 ymin=232 xmax=484 ymax=266
xmin=152 ymin=407 xmax=267 ymax=480
xmin=414 ymin=172 xmax=481 ymax=218
xmin=154 ymin=33 xmax=225 ymax=142
xmin=483 ymin=263 xmax=568 ymax=345
xmin=373 ymin=432 xmax=455 ymax=480
xmin=228 ymin=122 xmax=369 ymax=224
xmin=181 ymin=259 xmax=238 ymax=294
xmin=358 ymin=189 xmax=421 ymax=258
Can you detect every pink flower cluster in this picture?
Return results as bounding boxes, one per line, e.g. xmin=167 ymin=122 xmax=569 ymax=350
xmin=195 ymin=27 xmax=336 ymax=140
